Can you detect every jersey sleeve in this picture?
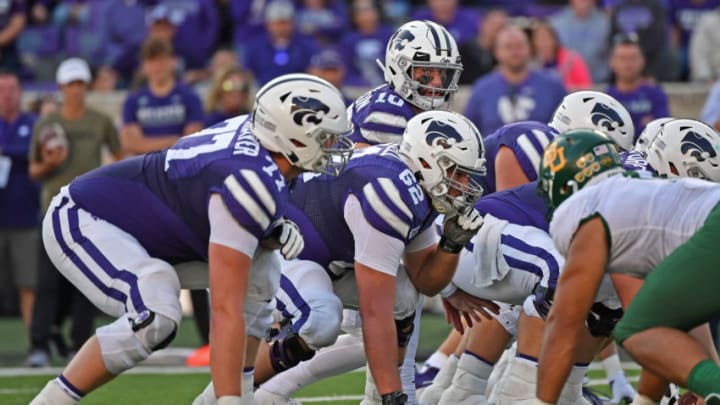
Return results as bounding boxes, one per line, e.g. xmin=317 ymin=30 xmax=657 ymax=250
xmin=353 ymin=175 xmax=427 ymax=243
xmin=344 ymin=194 xmax=405 ymax=276
xmin=501 ymin=125 xmax=556 ymax=181
xmin=349 ymin=89 xmax=413 ymax=145
xmin=549 ymin=193 xmax=593 ymax=257
xmin=208 ymin=193 xmax=259 ymax=257
xmin=216 ymin=167 xmax=283 ymax=240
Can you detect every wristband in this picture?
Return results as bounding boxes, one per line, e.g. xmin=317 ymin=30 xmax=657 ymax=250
xmin=438 ymin=236 xmax=463 ymax=253
xmin=381 ymin=391 xmax=408 ymax=404
xmin=217 ymin=396 xmax=243 ymax=405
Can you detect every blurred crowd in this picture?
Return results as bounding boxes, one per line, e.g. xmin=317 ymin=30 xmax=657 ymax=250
xmin=3 ymin=0 xmax=720 ymax=365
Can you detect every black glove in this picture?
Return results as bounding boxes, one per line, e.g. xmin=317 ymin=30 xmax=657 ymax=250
xmin=381 ymin=392 xmax=408 ymax=405
xmin=439 ymin=208 xmax=483 ymax=253
xmin=586 ymin=302 xmax=623 ymax=337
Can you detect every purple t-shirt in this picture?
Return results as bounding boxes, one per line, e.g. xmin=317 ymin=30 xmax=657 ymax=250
xmin=69 ymin=116 xmax=288 ymax=263
xmin=668 ymin=0 xmax=720 ymax=47
xmin=172 ymin=0 xmax=219 ymax=70
xmin=464 ymin=70 xmax=567 ymax=137
xmin=339 ymin=26 xmax=394 ymax=87
xmin=1 ymin=112 xmax=39 ymax=228
xmin=606 ymin=82 xmax=669 ymax=138
xmin=244 ymin=32 xmax=319 ymax=86
xmin=480 ymin=121 xmax=558 ymax=195
xmin=123 ymin=82 xmax=204 ymax=137
xmin=410 ymin=7 xmax=479 ymax=46
xmin=286 ymin=143 xmax=436 ymax=273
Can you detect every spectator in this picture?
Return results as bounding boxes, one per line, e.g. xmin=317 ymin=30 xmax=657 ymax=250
xmin=121 ymin=38 xmax=204 ymax=156
xmin=668 ymin=0 xmax=720 ymax=80
xmin=101 ymin=0 xmax=149 ymax=88
xmin=700 ymin=80 xmax=720 ymax=130
xmin=307 ymin=48 xmax=352 ymax=104
xmin=0 ymin=0 xmax=27 ymax=72
xmin=27 ymin=0 xmax=56 ymax=25
xmin=339 ymin=0 xmax=394 ymax=87
xmin=464 ymin=26 xmax=566 ymax=136
xmin=0 ymin=70 xmax=39 ymax=347
xmin=607 ymin=33 xmax=670 ymax=136
xmin=168 ymin=0 xmax=220 ymax=85
xmin=231 ymin=0 xmax=271 ymax=61
xmin=608 ymin=0 xmax=678 ymax=81
xmin=244 ymin=0 xmax=319 ymax=86
xmin=90 ymin=65 xmax=119 ymax=92
xmin=458 ymin=8 xmax=508 ymax=85
xmin=27 ymin=93 xmax=59 ymax=118
xmin=203 ymin=66 xmax=253 ymax=127
xmin=26 ymin=58 xmax=122 ymax=367
xmin=550 ymin=0 xmax=609 ymax=83
xmin=689 ymin=6 xmax=720 ymax=83
xmin=531 ymin=20 xmax=592 ymax=91
xmin=296 ymin=0 xmax=349 ymax=45
xmin=411 ymin=0 xmax=479 ymax=46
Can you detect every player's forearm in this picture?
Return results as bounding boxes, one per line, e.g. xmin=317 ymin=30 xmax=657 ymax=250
xmin=210 ymin=310 xmax=246 ymax=397
xmin=408 ymin=248 xmax=460 ymax=296
xmin=360 ymin=308 xmax=402 ymax=395
xmin=536 ymin=313 xmax=578 ymax=402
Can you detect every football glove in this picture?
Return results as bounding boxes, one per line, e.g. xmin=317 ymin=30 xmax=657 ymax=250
xmin=439 ymin=208 xmax=483 ymax=253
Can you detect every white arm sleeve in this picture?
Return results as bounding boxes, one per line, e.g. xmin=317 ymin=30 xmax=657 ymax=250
xmin=344 ymin=194 xmax=405 ymax=277
xmin=404 ymin=225 xmax=439 ymax=253
xmin=208 ymin=193 xmax=259 ymax=257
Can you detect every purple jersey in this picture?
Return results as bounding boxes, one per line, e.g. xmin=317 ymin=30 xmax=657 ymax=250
xmin=68 ymin=116 xmax=288 ymax=263
xmin=348 ymin=84 xmax=416 ymax=145
xmin=410 ymin=7 xmax=480 ymax=46
xmin=480 ymin=121 xmax=558 ymax=195
xmin=606 ymin=83 xmax=669 ymax=137
xmin=669 ymin=0 xmax=720 ymax=47
xmin=286 ymin=144 xmax=436 ymax=275
xmin=0 ymin=112 xmax=39 ymax=228
xmin=475 ymin=181 xmax=549 ymax=232
xmin=464 ymin=70 xmax=567 ymax=137
xmin=621 ymin=150 xmax=657 ymax=176
xmin=122 ymin=82 xmax=204 ymax=137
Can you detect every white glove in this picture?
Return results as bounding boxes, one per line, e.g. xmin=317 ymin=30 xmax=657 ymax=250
xmin=609 ymin=371 xmax=636 ymax=404
xmin=275 ymin=218 xmax=304 ymax=260
xmin=439 ymin=208 xmax=483 ymax=253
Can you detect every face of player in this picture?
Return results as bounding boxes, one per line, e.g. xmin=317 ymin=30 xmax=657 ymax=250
xmin=412 ymin=66 xmax=456 ymax=97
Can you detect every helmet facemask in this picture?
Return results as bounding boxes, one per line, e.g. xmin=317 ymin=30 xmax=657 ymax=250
xmin=402 ymin=58 xmax=462 ymax=111
xmin=427 ymin=156 xmax=484 ymax=216
xmin=297 ymin=126 xmax=354 ymax=176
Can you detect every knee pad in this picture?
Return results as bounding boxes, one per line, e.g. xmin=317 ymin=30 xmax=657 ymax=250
xmin=269 ymin=330 xmax=316 ymax=373
xmin=97 ymin=310 xmax=177 ymax=374
xmin=341 ymin=309 xmax=363 ymax=337
xmin=395 ymin=313 xmax=415 ymax=348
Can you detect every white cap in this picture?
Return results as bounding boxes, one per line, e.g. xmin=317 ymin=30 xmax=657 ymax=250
xmin=56 ymin=58 xmax=91 ymax=85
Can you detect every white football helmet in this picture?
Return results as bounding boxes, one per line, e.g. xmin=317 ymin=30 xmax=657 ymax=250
xmin=252 ymin=73 xmax=354 ymax=175
xmin=645 ymin=118 xmax=720 ymax=181
xmin=378 ymin=20 xmax=463 ymax=111
xmin=633 ymin=117 xmax=673 ymax=156
xmin=550 ymin=91 xmax=635 ymax=151
xmin=399 ymin=110 xmax=486 ymax=216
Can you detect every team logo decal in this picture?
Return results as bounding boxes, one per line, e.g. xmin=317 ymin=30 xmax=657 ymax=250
xmin=681 ymin=130 xmax=717 ymax=160
xmin=590 ymin=102 xmax=624 ymax=133
xmin=543 ymin=142 xmax=566 ymax=173
xmin=392 ymin=30 xmax=415 ymax=51
xmin=425 ymin=120 xmax=462 ymax=149
xmin=290 ymin=96 xmax=330 ymax=125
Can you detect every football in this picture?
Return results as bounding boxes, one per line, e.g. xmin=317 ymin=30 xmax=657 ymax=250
xmin=38 ymin=122 xmax=68 ymax=151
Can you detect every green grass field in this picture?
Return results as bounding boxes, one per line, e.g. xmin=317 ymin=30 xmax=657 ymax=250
xmin=0 ymin=314 xmax=633 ymax=404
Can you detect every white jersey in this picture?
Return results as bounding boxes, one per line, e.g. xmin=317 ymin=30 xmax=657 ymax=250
xmin=550 ymin=175 xmax=720 ymax=278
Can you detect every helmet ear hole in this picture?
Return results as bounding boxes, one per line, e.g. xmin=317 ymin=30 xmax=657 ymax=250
xmin=669 ymin=162 xmax=679 ymax=176
xmin=419 ymin=157 xmax=432 ymax=170
xmin=291 ymin=139 xmax=306 ymax=148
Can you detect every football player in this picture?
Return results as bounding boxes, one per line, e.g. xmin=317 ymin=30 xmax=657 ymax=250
xmin=536 ymin=129 xmax=720 ymax=405
xmin=255 ymin=20 xmax=465 ymax=404
xmin=29 ymin=74 xmax=353 ymax=405
xmin=249 ymin=111 xmax=490 ymax=405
